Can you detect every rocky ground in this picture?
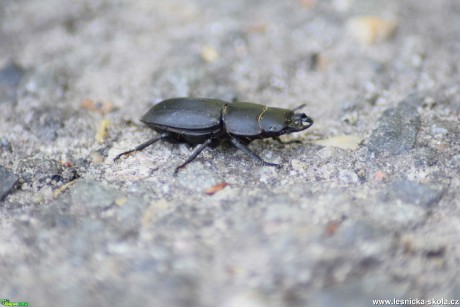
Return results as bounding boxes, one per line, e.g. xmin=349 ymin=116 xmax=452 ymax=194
xmin=1 ymin=0 xmax=459 ymax=306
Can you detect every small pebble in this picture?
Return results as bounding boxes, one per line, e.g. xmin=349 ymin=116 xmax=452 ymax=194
xmin=347 ymin=16 xmax=397 ymax=45
xmin=0 ymin=165 xmax=19 ymax=200
xmin=338 ymin=169 xmax=359 ymax=184
xmin=115 ymin=198 xmax=127 ymax=206
xmin=373 ymin=171 xmax=388 ymax=181
xmin=81 ymin=98 xmax=113 ymax=114
xmin=201 ymin=46 xmax=219 ymax=62
xmin=431 ymin=125 xmax=448 ymax=137
xmin=367 ymin=95 xmax=422 ymax=155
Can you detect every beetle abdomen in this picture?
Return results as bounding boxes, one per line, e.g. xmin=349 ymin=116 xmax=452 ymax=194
xmin=223 ymin=102 xmax=266 ymax=136
xmin=141 ymin=98 xmax=226 ymax=130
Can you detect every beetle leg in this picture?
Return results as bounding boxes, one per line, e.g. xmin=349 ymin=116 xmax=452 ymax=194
xmin=174 ymin=138 xmax=213 ymax=175
xmin=230 ymin=137 xmax=281 ymax=168
xmin=272 ymin=136 xmax=302 ymax=145
xmin=113 ymin=133 xmax=169 ymax=161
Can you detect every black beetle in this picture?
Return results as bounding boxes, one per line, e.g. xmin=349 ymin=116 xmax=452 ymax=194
xmin=114 ymin=98 xmax=313 ymax=174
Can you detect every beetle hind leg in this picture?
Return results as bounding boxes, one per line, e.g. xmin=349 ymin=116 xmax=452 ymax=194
xmin=113 ymin=133 xmax=169 ymax=161
xmin=230 ymin=137 xmax=281 ymax=168
xmin=174 ymin=138 xmax=213 ymax=175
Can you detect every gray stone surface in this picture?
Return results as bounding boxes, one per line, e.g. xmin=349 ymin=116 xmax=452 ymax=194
xmin=309 ymin=277 xmax=407 ymax=307
xmin=367 ymin=94 xmax=421 ymax=155
xmin=0 ymin=165 xmax=18 ymax=200
xmin=0 ymin=62 xmax=25 ymax=102
xmin=379 ymin=179 xmax=443 ymax=209
xmin=1 ymin=0 xmax=460 ymax=306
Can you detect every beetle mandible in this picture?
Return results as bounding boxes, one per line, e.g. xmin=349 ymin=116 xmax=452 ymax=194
xmin=114 ymin=97 xmax=314 ymax=174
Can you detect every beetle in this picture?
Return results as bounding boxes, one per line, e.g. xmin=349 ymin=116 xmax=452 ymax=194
xmin=114 ymin=97 xmax=314 ymax=174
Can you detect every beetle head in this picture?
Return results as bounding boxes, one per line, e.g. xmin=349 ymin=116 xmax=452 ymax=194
xmin=287 ymin=112 xmax=314 ymax=132
xmin=259 ymin=108 xmax=314 ymax=136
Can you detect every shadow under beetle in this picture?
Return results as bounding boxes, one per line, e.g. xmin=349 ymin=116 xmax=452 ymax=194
xmin=114 ymin=97 xmax=314 ymax=174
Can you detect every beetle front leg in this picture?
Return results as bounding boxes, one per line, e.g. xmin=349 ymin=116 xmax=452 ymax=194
xmin=230 ymin=137 xmax=281 ymax=168
xmin=113 ymin=133 xmax=169 ymax=161
xmin=174 ymin=138 xmax=213 ymax=175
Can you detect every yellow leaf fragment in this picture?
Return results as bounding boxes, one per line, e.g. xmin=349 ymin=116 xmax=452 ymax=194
xmin=115 ymin=198 xmax=127 ymax=206
xmin=95 ymin=118 xmax=111 ymax=143
xmin=201 ymin=46 xmax=219 ymax=62
xmin=315 ymin=135 xmax=363 ymax=150
xmin=204 ymin=182 xmax=229 ymax=195
xmin=53 ymin=179 xmax=77 ymax=198
xmin=347 ymin=16 xmax=397 ymax=45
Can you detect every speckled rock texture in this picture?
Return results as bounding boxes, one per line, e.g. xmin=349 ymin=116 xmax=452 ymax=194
xmin=0 ymin=165 xmax=18 ymax=200
xmin=1 ymin=0 xmax=459 ymax=306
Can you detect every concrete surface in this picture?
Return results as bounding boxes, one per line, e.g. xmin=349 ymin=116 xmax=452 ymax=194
xmin=1 ymin=0 xmax=459 ymax=306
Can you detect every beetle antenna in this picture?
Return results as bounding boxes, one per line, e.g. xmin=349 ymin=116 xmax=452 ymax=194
xmin=292 ymin=104 xmax=307 ymax=111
